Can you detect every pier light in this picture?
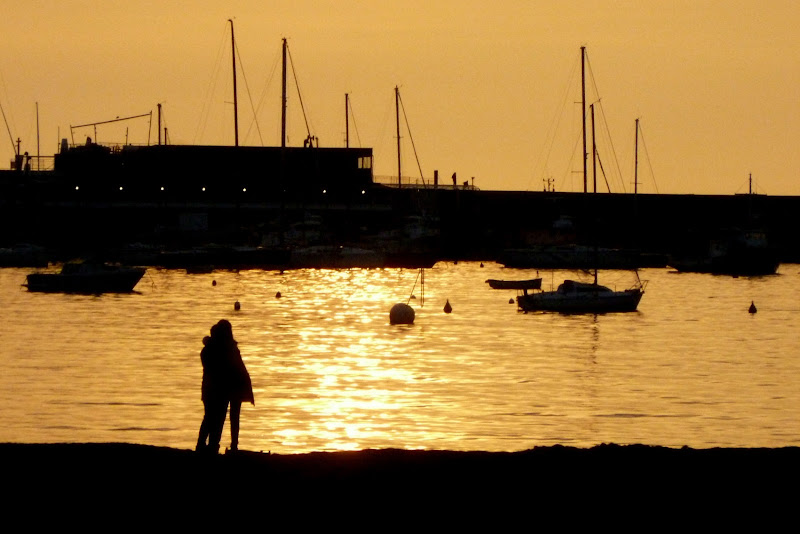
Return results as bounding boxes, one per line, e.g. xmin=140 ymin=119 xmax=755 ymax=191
xmin=242 ymin=187 xmax=247 ymax=193
xmin=322 ymin=189 xmax=327 ymax=194
xmin=202 ymin=187 xmax=206 ymax=192
xmin=362 ymin=190 xmax=366 ymax=195
xmin=119 ymin=186 xmax=123 ymax=191
xmin=74 ymin=186 xmax=79 ymax=191
xmin=160 ymin=186 xmax=165 ymax=191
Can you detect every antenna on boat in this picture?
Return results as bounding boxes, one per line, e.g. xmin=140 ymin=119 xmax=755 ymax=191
xmin=345 ymin=93 xmax=349 ymax=148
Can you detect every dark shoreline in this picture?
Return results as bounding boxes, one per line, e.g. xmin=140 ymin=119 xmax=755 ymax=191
xmin=4 ymin=442 xmax=799 ymax=507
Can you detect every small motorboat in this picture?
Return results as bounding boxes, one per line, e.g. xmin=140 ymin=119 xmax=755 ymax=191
xmin=485 ymin=278 xmax=542 ymax=291
xmin=25 ymin=262 xmax=146 ymax=294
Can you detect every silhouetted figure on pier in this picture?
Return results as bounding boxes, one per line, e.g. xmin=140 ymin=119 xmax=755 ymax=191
xmin=196 ymin=320 xmax=254 ymax=454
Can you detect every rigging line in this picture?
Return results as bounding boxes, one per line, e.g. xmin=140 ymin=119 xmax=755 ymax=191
xmin=638 ymin=123 xmax=660 ymax=194
xmin=406 ymin=268 xmax=422 ymax=305
xmin=233 ymin=38 xmax=264 ymax=145
xmin=397 ymin=91 xmax=426 ymax=184
xmin=0 ymin=70 xmax=18 ymax=153
xmin=527 ymin=52 xmax=582 ymax=191
xmin=193 ymin=24 xmax=228 ymax=144
xmin=251 ymin=47 xmax=281 ymax=142
xmin=1 ymin=101 xmax=15 ymax=154
xmin=286 ymin=45 xmax=313 ymax=138
xmin=594 ymin=146 xmax=612 ymax=193
xmin=594 ymin=101 xmax=625 ymax=193
xmin=584 ymin=53 xmax=625 ymax=193
xmin=347 ymin=96 xmax=362 ymax=147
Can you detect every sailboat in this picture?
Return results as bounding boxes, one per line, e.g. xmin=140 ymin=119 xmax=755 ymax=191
xmin=516 ymin=47 xmax=646 ymax=314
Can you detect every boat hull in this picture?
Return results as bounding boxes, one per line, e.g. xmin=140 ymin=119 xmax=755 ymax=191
xmin=25 ymin=267 xmax=146 ymax=293
xmin=517 ymin=287 xmax=644 ymax=313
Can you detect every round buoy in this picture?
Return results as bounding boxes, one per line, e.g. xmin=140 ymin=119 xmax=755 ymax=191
xmin=509 ymin=298 xmax=514 ymax=304
xmin=749 ymin=301 xmax=757 ymax=314
xmin=443 ymin=299 xmax=452 ymax=314
xmin=212 ymin=280 xmax=217 ymax=286
xmin=234 ymin=301 xmax=241 ymax=311
xmin=480 ymin=263 xmax=484 ymax=268
xmin=390 ymin=303 xmax=415 ymax=325
xmin=275 ymin=291 xmax=282 ymax=298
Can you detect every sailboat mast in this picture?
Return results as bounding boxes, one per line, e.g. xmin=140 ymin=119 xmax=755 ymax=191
xmin=36 ymin=102 xmax=40 ymax=169
xmin=345 ymin=93 xmax=350 ymax=148
xmin=581 ymin=46 xmax=587 ymax=194
xmin=634 ymin=118 xmax=640 ymax=195
xmin=229 ymin=19 xmax=239 ymax=147
xmin=281 ymin=38 xmax=287 ymax=148
xmin=591 ymin=103 xmax=597 ymax=193
xmin=395 ymin=86 xmax=401 ymax=187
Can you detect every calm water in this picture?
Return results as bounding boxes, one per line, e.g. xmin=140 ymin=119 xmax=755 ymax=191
xmin=1 ymin=262 xmax=799 ymax=453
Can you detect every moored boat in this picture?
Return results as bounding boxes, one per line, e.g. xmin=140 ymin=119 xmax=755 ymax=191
xmin=485 ymin=278 xmax=542 ymax=291
xmin=25 ymin=262 xmax=146 ymax=293
xmin=516 ymin=277 xmax=645 ymax=313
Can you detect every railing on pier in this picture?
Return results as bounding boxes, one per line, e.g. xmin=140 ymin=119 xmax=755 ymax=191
xmin=372 ymin=175 xmax=479 ymax=191
xmin=8 ymin=155 xmax=55 ymax=172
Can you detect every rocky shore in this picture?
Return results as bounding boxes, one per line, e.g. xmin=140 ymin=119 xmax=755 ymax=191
xmin=2 ymin=442 xmax=797 ymax=522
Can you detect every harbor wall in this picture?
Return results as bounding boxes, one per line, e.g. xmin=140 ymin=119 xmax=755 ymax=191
xmin=2 ymin=177 xmax=800 ymax=264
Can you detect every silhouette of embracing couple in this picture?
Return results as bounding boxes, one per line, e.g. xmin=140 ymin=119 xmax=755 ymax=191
xmin=196 ymin=319 xmax=254 ymax=454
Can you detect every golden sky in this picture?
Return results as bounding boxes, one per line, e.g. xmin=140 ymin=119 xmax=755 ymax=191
xmin=2 ymin=0 xmax=798 ymax=195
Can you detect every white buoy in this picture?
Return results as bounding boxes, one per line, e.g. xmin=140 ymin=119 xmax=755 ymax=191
xmin=443 ymin=299 xmax=452 ymax=314
xmin=390 ymin=303 xmax=415 ymax=325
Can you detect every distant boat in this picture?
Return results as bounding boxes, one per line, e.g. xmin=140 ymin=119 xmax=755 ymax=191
xmin=485 ymin=278 xmax=542 ymax=291
xmin=669 ymin=176 xmax=780 ymax=276
xmin=668 ymin=228 xmax=779 ymax=276
xmin=499 ymin=245 xmax=666 ymax=270
xmin=25 ymin=262 xmax=146 ymax=293
xmin=516 ymin=276 xmax=645 ymax=314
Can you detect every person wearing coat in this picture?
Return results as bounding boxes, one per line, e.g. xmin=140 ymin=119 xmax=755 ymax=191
xmin=213 ymin=319 xmax=254 ymax=452
xmin=196 ymin=320 xmax=254 ymax=453
xmin=196 ymin=324 xmax=228 ymax=453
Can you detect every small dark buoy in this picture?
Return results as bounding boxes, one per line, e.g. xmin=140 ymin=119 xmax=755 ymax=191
xmin=509 ymin=298 xmax=514 ymax=304
xmin=212 ymin=280 xmax=217 ymax=286
xmin=275 ymin=291 xmax=281 ymax=298
xmin=749 ymin=301 xmax=757 ymax=314
xmin=480 ymin=262 xmax=484 ymax=268
xmin=443 ymin=299 xmax=452 ymax=314
xmin=234 ymin=301 xmax=241 ymax=311
xmin=390 ymin=303 xmax=415 ymax=325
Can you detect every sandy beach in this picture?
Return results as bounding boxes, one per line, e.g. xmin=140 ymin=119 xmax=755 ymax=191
xmin=3 ymin=442 xmax=797 ymax=523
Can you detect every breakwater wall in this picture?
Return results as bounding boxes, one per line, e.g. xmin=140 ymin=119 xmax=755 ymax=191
xmin=2 ymin=181 xmax=800 ymax=263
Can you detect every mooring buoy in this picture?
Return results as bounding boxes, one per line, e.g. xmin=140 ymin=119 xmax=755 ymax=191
xmin=275 ymin=291 xmax=282 ymax=298
xmin=443 ymin=299 xmax=452 ymax=314
xmin=234 ymin=301 xmax=241 ymax=311
xmin=749 ymin=301 xmax=757 ymax=314
xmin=390 ymin=303 xmax=415 ymax=325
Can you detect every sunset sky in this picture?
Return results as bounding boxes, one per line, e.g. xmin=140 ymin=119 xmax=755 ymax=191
xmin=2 ymin=0 xmax=798 ymax=195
